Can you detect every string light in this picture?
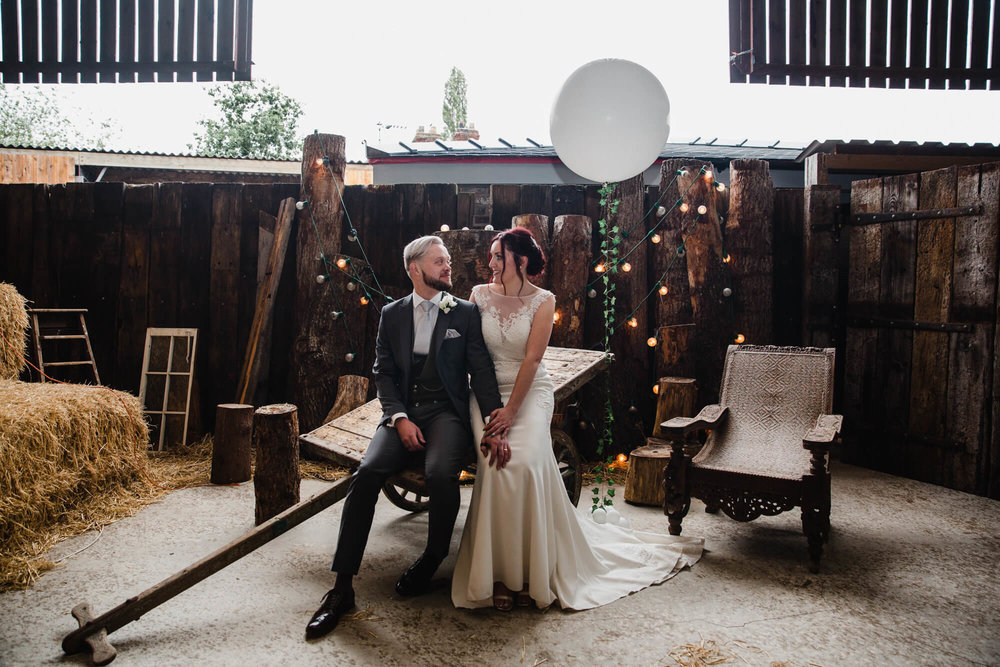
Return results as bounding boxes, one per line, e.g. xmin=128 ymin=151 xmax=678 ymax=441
xmin=440 ymin=224 xmax=450 ymax=231
xmin=316 ymin=274 xmax=329 ymax=283
xmin=679 ymin=202 xmax=690 ymax=214
xmin=553 ymin=311 xmax=561 ymax=323
xmin=331 ymin=311 xmax=343 ymax=320
xmin=296 ymin=200 xmax=307 ymax=210
xmin=359 ymin=295 xmax=369 ymax=305
xmin=588 ymin=288 xmax=598 ymax=298
xmin=651 ymin=233 xmax=661 ymax=244
xmin=723 ymin=287 xmax=732 ymax=297
xmin=336 ymin=257 xmax=348 ymax=269
xmin=621 ymin=262 xmax=632 ymax=273
xmin=656 ymin=206 xmax=667 ymax=217
xmin=627 ymin=317 xmax=638 ymax=328
xmin=314 ymin=157 xmax=324 ymax=167
xmin=653 ymin=383 xmax=660 ymax=395
xmin=734 ymin=333 xmax=746 ymax=344
xmin=647 ymin=336 xmax=658 ymax=347
xmin=658 ymin=284 xmax=668 ymax=296
xmin=723 ymin=253 xmax=731 ymax=263
xmin=616 ymin=453 xmax=628 ymax=467
xmin=716 ymin=182 xmax=726 ymax=192
xmin=485 ymin=224 xmax=494 ymax=231
xmin=347 ymin=230 xmax=357 ymax=242
xmin=594 ymin=262 xmax=606 ymax=273
xmin=345 ymin=352 xmax=355 ymax=362
xmin=704 ymin=169 xmax=714 ymax=181
xmin=346 ymin=281 xmax=356 ymax=291
xmin=697 ymin=204 xmax=707 ymax=215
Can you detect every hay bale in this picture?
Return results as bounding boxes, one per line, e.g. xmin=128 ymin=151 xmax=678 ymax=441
xmin=0 ymin=283 xmax=29 ymax=380
xmin=0 ymin=379 xmax=150 ymax=589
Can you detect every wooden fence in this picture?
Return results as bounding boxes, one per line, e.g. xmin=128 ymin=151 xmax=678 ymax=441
xmin=1 ymin=161 xmax=796 ymax=460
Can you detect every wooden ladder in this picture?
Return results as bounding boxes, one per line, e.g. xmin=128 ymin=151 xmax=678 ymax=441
xmin=28 ymin=308 xmax=101 ymax=384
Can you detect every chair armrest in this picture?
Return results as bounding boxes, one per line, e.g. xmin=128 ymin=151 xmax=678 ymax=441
xmin=660 ymin=404 xmax=728 ymax=439
xmin=803 ymin=414 xmax=844 ymax=450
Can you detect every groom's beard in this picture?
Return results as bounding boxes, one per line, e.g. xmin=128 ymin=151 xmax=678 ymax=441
xmin=421 ymin=270 xmax=451 ymax=293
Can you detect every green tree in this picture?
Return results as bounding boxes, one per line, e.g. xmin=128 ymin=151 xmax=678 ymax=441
xmin=441 ymin=67 xmax=468 ymax=141
xmin=190 ymin=80 xmax=304 ymax=159
xmin=0 ymin=84 xmax=114 ymax=149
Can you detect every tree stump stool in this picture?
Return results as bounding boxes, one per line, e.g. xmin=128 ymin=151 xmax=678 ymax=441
xmin=624 ymin=442 xmax=674 ymax=506
xmin=211 ymin=404 xmax=254 ymax=485
xmin=253 ymin=403 xmax=300 ymax=525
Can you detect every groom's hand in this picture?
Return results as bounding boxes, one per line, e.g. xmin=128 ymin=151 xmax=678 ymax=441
xmin=481 ymin=434 xmax=511 ymax=469
xmin=395 ymin=418 xmax=426 ymax=452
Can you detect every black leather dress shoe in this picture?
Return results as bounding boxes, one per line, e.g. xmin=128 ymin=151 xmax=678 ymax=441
xmin=305 ymin=588 xmax=355 ymax=639
xmin=395 ymin=555 xmax=442 ymax=597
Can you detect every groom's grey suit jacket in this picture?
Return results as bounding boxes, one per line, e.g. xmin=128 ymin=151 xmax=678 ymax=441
xmin=372 ymin=293 xmax=502 ymax=430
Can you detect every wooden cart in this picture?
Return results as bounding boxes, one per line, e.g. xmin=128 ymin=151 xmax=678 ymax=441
xmin=299 ymin=346 xmax=611 ymax=508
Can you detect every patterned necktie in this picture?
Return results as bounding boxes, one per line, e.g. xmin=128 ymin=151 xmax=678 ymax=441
xmin=414 ymin=300 xmax=434 ymax=355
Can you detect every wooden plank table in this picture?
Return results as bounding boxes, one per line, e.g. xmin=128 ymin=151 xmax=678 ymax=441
xmin=299 ymin=346 xmax=610 ymax=507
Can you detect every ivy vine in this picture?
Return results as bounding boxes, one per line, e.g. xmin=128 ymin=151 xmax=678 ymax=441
xmin=596 ymin=182 xmax=620 ymax=459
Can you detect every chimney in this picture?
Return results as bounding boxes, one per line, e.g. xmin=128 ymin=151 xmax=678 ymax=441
xmin=452 ymin=122 xmax=480 ymax=142
xmin=412 ymin=124 xmax=443 ymax=143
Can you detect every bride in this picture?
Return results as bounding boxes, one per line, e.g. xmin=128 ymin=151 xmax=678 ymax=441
xmin=451 ymin=227 xmax=703 ymax=611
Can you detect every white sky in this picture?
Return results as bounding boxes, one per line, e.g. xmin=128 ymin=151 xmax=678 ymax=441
xmin=22 ymin=0 xmax=1000 ymax=162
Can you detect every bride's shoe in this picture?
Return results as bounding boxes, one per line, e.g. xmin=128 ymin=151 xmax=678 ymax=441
xmin=515 ymin=591 xmax=532 ymax=607
xmin=492 ymin=582 xmax=514 ymax=611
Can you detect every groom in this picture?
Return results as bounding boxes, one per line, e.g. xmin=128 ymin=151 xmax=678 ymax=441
xmin=306 ymin=235 xmax=509 ymax=639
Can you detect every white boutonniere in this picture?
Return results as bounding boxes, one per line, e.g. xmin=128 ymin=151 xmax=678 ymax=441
xmin=439 ymin=293 xmax=458 ymax=313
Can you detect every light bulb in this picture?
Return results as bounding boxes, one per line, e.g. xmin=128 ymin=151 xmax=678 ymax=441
xmin=621 ymin=262 xmax=631 ymax=273
xmin=647 ymin=336 xmax=657 ymax=347
xmin=553 ymin=311 xmax=561 ymax=323
xmin=296 ymin=200 xmax=307 ymax=210
xmin=723 ymin=254 xmax=731 ymax=264
xmin=346 ymin=281 xmax=356 ymax=291
xmin=360 ymin=295 xmax=369 ymax=305
xmin=316 ymin=274 xmax=328 ymax=283
xmin=734 ymin=333 xmax=746 ymax=344
xmin=347 ymin=231 xmax=357 ymax=242
xmin=315 ymin=157 xmax=324 ymax=166
xmin=336 ymin=258 xmax=347 ymax=269
xmin=616 ymin=453 xmax=628 ymax=466
xmin=345 ymin=352 xmax=355 ymax=362
xmin=484 ymin=224 xmax=494 ymax=231
xmin=462 ymin=227 xmax=469 ymax=230
xmin=679 ymin=202 xmax=690 ymax=214
xmin=331 ymin=311 xmax=342 ymax=320
xmin=658 ymin=285 xmax=669 ymax=296
xmin=697 ymin=204 xmax=708 ymax=215
xmin=627 ymin=317 xmax=638 ymax=328
xmin=316 ymin=253 xmax=325 ymax=262
xmin=594 ymin=263 xmax=606 ymax=273
xmin=653 ymin=383 xmax=660 ymax=395
xmin=588 ymin=288 xmax=597 ymax=298
xmin=651 ymin=233 xmax=661 ymax=244
xmin=723 ymin=287 xmax=732 ymax=297
xmin=704 ymin=169 xmax=714 ymax=181
xmin=716 ymin=182 xmax=726 ymax=192
xmin=656 ymin=206 xmax=667 ymax=217
xmin=440 ymin=224 xmax=450 ymax=232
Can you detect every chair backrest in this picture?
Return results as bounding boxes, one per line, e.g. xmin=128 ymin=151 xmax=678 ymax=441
xmin=692 ymin=345 xmax=836 ymax=480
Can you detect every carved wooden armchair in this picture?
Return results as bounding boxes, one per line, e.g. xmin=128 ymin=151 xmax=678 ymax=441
xmin=661 ymin=345 xmax=842 ymax=572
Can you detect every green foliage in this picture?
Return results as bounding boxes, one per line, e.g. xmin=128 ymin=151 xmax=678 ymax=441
xmin=596 ymin=183 xmax=621 ymax=456
xmin=441 ymin=67 xmax=468 ymax=141
xmin=0 ymin=84 xmax=115 ymax=149
xmin=190 ymin=80 xmax=303 ymax=159
xmin=590 ymin=458 xmax=617 ymax=512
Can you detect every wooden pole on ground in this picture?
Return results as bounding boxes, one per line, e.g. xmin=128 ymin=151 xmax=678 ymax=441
xmin=727 ymin=159 xmax=775 ymax=344
xmin=211 ymin=403 xmax=253 ymax=484
xmin=323 ymin=375 xmax=370 ymax=424
xmin=549 ymin=214 xmax=591 ymax=349
xmin=254 ymin=403 xmax=300 ymax=525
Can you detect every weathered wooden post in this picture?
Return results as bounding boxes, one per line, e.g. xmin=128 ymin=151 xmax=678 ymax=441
xmin=549 ymin=214 xmax=591 ymax=348
xmin=802 ymin=184 xmax=842 ymax=347
xmin=253 ymin=403 xmax=300 ymax=525
xmin=439 ymin=229 xmax=494 ymax=299
xmin=211 ymin=403 xmax=253 ymax=484
xmin=727 ymin=158 xmax=775 ymax=344
xmin=323 ymin=375 xmax=370 ymax=424
xmin=513 ymin=214 xmax=550 ymax=288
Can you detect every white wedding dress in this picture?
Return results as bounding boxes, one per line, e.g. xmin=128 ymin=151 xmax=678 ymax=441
xmin=451 ymin=284 xmax=703 ymax=610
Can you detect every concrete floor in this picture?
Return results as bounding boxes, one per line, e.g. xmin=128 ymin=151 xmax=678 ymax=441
xmin=1 ymin=461 xmax=998 ymax=667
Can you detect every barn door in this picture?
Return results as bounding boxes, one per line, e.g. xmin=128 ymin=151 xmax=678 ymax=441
xmin=842 ymin=163 xmax=1000 ymax=497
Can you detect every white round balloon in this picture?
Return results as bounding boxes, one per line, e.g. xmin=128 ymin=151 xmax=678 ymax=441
xmin=550 ymin=59 xmax=670 ymax=183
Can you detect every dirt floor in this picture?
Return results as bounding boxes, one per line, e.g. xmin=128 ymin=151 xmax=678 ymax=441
xmin=1 ymin=461 xmax=998 ymax=666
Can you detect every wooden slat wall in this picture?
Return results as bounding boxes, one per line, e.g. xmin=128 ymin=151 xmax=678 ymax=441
xmin=730 ymin=0 xmax=1000 ymax=89
xmin=0 ymin=153 xmax=75 ymax=184
xmin=842 ymin=163 xmax=1000 ymax=498
xmin=0 ymin=0 xmax=252 ymax=83
xmin=0 ymin=179 xmax=793 ymax=459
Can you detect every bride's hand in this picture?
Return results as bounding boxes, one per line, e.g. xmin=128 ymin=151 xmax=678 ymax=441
xmin=484 ymin=406 xmax=516 ymax=438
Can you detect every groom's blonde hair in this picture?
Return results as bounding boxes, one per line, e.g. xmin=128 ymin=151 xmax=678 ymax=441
xmin=403 ymin=235 xmax=445 ymax=272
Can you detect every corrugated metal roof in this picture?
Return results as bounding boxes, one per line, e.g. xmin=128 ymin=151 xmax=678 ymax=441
xmin=797 ymin=140 xmax=1000 ymax=161
xmin=366 ymin=139 xmax=805 ymax=164
xmin=0 ymin=143 xmax=368 ymax=165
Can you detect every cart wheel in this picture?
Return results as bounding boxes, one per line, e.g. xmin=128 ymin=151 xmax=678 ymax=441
xmin=551 ymin=427 xmax=582 ymax=506
xmin=382 ymin=481 xmax=431 ymax=513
